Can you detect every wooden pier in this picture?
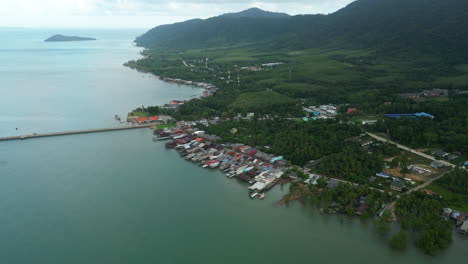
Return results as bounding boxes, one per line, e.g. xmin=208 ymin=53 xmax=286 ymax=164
xmin=0 ymin=124 xmax=154 ymax=142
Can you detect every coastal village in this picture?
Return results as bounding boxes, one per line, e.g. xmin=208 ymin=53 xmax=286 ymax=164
xmin=153 ymin=124 xmax=287 ymax=200
xmin=122 ymin=69 xmax=468 ymax=238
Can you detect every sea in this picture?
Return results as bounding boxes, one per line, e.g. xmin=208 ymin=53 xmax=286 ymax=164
xmin=0 ymin=28 xmax=466 ymax=264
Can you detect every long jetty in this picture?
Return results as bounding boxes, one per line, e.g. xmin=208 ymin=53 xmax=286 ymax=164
xmin=0 ymin=124 xmax=154 ymax=142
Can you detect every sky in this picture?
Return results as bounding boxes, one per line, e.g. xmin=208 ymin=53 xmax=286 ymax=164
xmin=0 ymin=0 xmax=355 ymax=29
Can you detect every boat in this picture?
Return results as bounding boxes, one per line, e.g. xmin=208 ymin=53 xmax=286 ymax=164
xmin=250 ymin=192 xmax=259 ymax=199
xmin=114 ymin=114 xmax=121 ymax=121
xmin=258 ymin=193 xmax=265 ymax=199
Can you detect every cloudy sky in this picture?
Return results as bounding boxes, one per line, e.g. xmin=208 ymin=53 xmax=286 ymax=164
xmin=0 ymin=0 xmax=355 ymax=28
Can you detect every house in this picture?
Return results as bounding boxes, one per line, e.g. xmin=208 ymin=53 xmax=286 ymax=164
xmin=432 ymin=150 xmax=449 ymax=157
xmin=304 ymin=108 xmax=314 ymax=114
xmin=136 ymin=117 xmax=148 ymax=123
xmin=457 ymin=213 xmax=468 ymax=226
xmin=327 ymin=179 xmax=340 ymax=189
xmin=305 ymin=159 xmax=321 ymax=168
xmin=390 ymin=181 xmax=405 ymax=192
xmin=270 ymin=156 xmax=283 ymax=164
xmin=356 ymin=203 xmax=369 ymax=216
xmin=346 ymin=108 xmax=357 ymax=114
xmin=430 ymin=161 xmax=446 ymax=169
xmin=443 ymin=208 xmax=453 ymax=218
xmin=362 ymin=120 xmax=378 ymax=125
xmin=361 ymin=140 xmax=373 ymax=147
xmin=451 ymin=211 xmax=461 ymax=220
xmin=376 ymin=172 xmax=391 ymax=178
xmin=289 ymin=171 xmax=299 ymax=179
xmin=459 ymin=221 xmax=468 ymax=235
xmin=422 ymin=89 xmax=448 ymax=97
xmin=447 ymin=154 xmax=459 ymax=161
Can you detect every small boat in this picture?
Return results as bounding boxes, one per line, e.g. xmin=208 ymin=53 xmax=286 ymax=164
xmin=250 ymin=192 xmax=259 ymax=199
xmin=258 ymin=193 xmax=265 ymax=199
xmin=114 ymin=115 xmax=121 ymax=121
xmin=202 ymin=164 xmax=208 ymax=168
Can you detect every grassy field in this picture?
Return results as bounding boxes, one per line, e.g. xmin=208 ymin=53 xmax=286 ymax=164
xmin=230 ymin=90 xmax=296 ymax=112
xmin=127 ymin=111 xmax=150 ymax=118
xmin=426 ymin=183 xmax=468 ymax=212
xmin=156 ymin=124 xmax=176 ymax=129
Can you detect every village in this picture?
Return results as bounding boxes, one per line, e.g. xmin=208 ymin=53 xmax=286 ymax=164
xmin=153 ymin=123 xmax=288 ymax=200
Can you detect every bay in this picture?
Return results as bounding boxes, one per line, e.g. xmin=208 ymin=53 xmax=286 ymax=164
xmin=0 ymin=28 xmax=201 ymax=137
xmin=0 ymin=28 xmax=466 ymax=264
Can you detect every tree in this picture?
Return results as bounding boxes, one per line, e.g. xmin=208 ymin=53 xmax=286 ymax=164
xmin=389 ymin=230 xmax=408 ymax=251
xmin=377 ymin=210 xmax=392 ymax=235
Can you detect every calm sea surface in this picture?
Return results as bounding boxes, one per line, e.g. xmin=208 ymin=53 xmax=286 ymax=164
xmin=0 ymin=29 xmax=466 ymax=264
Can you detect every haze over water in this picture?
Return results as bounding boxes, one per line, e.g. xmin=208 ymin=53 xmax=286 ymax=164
xmin=0 ymin=28 xmax=466 ymax=264
xmin=0 ymin=28 xmax=201 ymax=137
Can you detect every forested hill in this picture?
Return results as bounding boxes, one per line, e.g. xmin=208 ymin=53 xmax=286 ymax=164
xmin=135 ymin=0 xmax=468 ymax=63
xmin=134 ymin=8 xmax=319 ymax=49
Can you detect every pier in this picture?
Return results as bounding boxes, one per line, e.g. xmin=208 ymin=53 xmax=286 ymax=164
xmin=0 ymin=124 xmax=154 ymax=142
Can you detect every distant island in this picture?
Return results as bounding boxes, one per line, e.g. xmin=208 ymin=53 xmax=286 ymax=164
xmin=44 ymin=34 xmax=96 ymax=42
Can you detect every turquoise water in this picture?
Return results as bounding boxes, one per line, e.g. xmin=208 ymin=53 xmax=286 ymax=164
xmin=0 ymin=29 xmax=466 ymax=263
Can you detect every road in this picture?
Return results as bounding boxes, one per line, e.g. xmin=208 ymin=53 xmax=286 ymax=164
xmin=0 ymin=124 xmax=154 ymax=142
xmin=365 ymin=132 xmax=456 ymax=168
xmin=366 ymin=132 xmax=465 ymax=217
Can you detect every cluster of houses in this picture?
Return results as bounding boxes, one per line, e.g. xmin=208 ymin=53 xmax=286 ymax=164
xmin=431 ymin=150 xmax=461 ymax=162
xmin=162 ymin=77 xmax=218 ymax=98
xmin=399 ymin=88 xmax=448 ymax=102
xmin=345 ymin=135 xmax=374 ymax=147
xmin=154 ymin=125 xmax=288 ymax=199
xmin=409 ymin=165 xmax=432 ymax=174
xmin=374 ymin=172 xmax=413 ymax=191
xmin=240 ymin=62 xmax=284 ymax=72
xmin=443 ymin=209 xmax=468 ymax=235
xmin=127 ymin=114 xmax=175 ymax=125
xmin=303 ymin=105 xmax=338 ymax=120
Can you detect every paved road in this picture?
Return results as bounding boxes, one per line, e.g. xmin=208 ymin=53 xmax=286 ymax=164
xmin=366 ymin=132 xmax=464 ymax=216
xmin=365 ymin=132 xmax=456 ymax=168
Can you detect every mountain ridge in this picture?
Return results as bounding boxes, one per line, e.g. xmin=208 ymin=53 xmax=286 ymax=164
xmin=135 ymin=0 xmax=468 ymax=64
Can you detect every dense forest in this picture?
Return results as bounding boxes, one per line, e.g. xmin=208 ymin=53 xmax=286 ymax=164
xmin=396 ymin=193 xmax=453 ymax=255
xmin=307 ymin=183 xmax=390 ymax=217
xmin=136 ymin=0 xmax=468 ymax=66
xmin=367 ymin=93 xmax=468 ymax=153
xmin=316 ymin=148 xmax=384 ymax=183
xmin=201 ymin=119 xmax=362 ymax=165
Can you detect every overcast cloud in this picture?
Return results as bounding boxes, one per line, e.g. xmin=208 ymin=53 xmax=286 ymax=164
xmin=0 ymin=0 xmax=355 ymax=28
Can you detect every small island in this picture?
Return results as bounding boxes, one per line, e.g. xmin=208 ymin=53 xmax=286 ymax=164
xmin=44 ymin=34 xmax=96 ymax=42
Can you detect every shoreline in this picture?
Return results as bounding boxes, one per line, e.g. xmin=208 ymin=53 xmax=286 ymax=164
xmin=153 ymin=125 xmax=288 ymax=200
